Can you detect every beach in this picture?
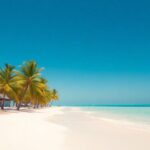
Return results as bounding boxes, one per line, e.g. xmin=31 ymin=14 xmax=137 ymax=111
xmin=0 ymin=107 xmax=150 ymax=150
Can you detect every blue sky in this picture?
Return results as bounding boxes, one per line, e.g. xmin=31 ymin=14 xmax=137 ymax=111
xmin=0 ymin=0 xmax=150 ymax=105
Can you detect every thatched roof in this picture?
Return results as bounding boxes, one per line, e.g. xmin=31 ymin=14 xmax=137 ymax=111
xmin=0 ymin=98 xmax=11 ymax=101
xmin=0 ymin=94 xmax=11 ymax=101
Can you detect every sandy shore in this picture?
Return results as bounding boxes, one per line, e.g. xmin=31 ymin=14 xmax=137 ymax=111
xmin=0 ymin=107 xmax=150 ymax=150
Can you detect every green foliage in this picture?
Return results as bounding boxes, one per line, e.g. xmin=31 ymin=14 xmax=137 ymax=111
xmin=0 ymin=61 xmax=59 ymax=110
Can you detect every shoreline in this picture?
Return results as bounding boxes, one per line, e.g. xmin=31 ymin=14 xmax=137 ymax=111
xmin=76 ymin=106 xmax=150 ymax=131
xmin=50 ymin=107 xmax=150 ymax=150
xmin=0 ymin=107 xmax=150 ymax=150
xmin=1 ymin=106 xmax=150 ymax=131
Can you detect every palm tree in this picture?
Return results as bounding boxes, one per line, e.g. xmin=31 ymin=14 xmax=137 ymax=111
xmin=0 ymin=61 xmax=59 ymax=110
xmin=50 ymin=89 xmax=59 ymax=106
xmin=52 ymin=89 xmax=58 ymax=100
xmin=32 ymin=78 xmax=49 ymax=108
xmin=0 ymin=64 xmax=18 ymax=110
xmin=15 ymin=60 xmax=45 ymax=110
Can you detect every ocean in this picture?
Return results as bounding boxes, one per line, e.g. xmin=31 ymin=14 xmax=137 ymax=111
xmin=80 ymin=106 xmax=150 ymax=128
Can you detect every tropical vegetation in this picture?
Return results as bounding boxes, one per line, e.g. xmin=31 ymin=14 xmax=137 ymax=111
xmin=0 ymin=61 xmax=58 ymax=110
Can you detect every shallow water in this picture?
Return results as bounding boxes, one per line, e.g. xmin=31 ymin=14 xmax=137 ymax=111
xmin=80 ymin=106 xmax=150 ymax=127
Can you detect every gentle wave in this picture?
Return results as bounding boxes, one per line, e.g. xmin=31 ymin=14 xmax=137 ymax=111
xmin=79 ymin=106 xmax=150 ymax=130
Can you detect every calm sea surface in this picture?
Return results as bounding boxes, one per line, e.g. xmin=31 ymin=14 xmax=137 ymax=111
xmin=80 ymin=106 xmax=150 ymax=126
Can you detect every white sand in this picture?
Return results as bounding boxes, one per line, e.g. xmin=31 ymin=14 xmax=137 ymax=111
xmin=0 ymin=107 xmax=150 ymax=150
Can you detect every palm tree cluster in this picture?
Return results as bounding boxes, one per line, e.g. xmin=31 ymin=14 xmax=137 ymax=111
xmin=0 ymin=61 xmax=58 ymax=110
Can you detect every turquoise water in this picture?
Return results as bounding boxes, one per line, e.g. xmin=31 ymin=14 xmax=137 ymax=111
xmin=81 ymin=107 xmax=150 ymax=126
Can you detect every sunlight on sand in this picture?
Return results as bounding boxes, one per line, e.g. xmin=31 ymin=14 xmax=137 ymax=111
xmin=0 ymin=107 xmax=150 ymax=150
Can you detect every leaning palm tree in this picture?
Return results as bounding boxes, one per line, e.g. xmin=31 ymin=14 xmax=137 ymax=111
xmin=15 ymin=60 xmax=45 ymax=110
xmin=0 ymin=64 xmax=18 ymax=109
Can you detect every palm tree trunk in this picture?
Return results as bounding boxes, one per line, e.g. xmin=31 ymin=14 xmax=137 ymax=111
xmin=34 ymin=104 xmax=36 ymax=109
xmin=33 ymin=98 xmax=37 ymax=109
xmin=1 ymin=94 xmax=6 ymax=110
xmin=34 ymin=98 xmax=39 ymax=108
xmin=17 ymin=84 xmax=28 ymax=111
xmin=17 ymin=102 xmax=21 ymax=110
xmin=1 ymin=99 xmax=4 ymax=110
xmin=36 ymin=100 xmax=40 ymax=108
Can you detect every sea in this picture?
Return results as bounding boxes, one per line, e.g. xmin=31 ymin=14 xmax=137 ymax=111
xmin=78 ymin=106 xmax=150 ymax=128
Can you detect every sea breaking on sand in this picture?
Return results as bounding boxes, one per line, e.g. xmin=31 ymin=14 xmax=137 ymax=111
xmin=0 ymin=107 xmax=150 ymax=150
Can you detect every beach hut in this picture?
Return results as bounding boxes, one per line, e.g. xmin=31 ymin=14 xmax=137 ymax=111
xmin=0 ymin=95 xmax=13 ymax=107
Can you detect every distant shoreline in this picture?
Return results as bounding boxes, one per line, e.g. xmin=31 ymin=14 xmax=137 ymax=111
xmin=56 ymin=104 xmax=150 ymax=107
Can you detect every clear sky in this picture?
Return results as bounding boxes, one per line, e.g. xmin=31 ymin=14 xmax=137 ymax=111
xmin=0 ymin=0 xmax=150 ymax=105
